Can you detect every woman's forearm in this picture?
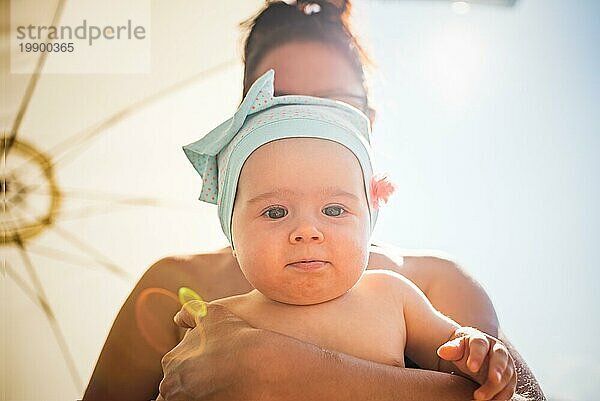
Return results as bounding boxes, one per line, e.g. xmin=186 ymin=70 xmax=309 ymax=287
xmin=247 ymin=331 xmax=477 ymax=401
xmin=498 ymin=330 xmax=546 ymax=401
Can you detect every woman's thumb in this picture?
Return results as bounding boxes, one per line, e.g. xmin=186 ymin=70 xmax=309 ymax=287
xmin=174 ymin=300 xmax=205 ymax=328
xmin=437 ymin=336 xmax=466 ymax=361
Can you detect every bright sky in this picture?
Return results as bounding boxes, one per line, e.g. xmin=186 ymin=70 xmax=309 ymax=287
xmin=362 ymin=1 xmax=600 ymax=400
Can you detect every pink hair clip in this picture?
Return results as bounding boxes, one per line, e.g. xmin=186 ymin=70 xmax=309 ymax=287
xmin=370 ymin=174 xmax=395 ymax=210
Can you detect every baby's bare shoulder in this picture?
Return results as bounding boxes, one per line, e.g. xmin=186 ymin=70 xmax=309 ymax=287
xmin=360 ymin=270 xmax=426 ymax=303
xmin=361 ymin=269 xmax=414 ymax=288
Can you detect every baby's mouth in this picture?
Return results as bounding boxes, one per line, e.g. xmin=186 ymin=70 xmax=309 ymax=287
xmin=286 ymin=260 xmax=328 ymax=270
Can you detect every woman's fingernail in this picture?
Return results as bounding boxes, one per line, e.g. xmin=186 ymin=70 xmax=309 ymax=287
xmin=495 ymin=370 xmax=502 ymax=383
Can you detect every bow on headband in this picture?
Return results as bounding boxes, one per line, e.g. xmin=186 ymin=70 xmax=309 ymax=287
xmin=183 ymin=69 xmax=277 ymax=204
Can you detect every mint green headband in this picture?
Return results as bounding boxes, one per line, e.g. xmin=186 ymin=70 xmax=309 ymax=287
xmin=183 ymin=69 xmax=377 ymax=244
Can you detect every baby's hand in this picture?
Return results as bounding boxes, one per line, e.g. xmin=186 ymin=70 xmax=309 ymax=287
xmin=437 ymin=327 xmax=516 ymax=400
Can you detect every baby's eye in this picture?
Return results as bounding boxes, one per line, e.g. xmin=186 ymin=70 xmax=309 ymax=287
xmin=264 ymin=206 xmax=288 ymax=219
xmin=322 ymin=205 xmax=346 ymax=217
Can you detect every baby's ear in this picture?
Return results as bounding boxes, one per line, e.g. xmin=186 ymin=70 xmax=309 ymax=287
xmin=370 ymin=175 xmax=395 ymax=210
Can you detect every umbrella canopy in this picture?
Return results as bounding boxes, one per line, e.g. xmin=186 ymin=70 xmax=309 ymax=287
xmin=2 ymin=1 xmax=261 ymax=399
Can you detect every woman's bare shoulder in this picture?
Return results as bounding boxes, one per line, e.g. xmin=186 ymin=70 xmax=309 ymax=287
xmin=140 ymin=247 xmax=253 ymax=302
xmin=370 ymin=243 xmax=498 ymax=334
xmin=369 ymin=243 xmax=458 ymax=266
xmin=368 ymin=243 xmax=465 ymax=291
xmin=149 ymin=247 xmax=232 ymax=271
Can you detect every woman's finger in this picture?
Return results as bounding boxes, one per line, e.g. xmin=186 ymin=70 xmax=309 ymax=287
xmin=173 ymin=300 xmax=203 ymax=328
xmin=476 ymin=357 xmax=515 ymax=400
xmin=437 ymin=336 xmax=466 ymax=361
xmin=492 ymin=364 xmax=517 ymax=400
xmin=466 ymin=334 xmax=490 ymax=373
xmin=487 ymin=341 xmax=509 ymax=385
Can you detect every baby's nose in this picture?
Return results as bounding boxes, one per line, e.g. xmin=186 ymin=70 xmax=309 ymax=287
xmin=289 ymin=224 xmax=324 ymax=244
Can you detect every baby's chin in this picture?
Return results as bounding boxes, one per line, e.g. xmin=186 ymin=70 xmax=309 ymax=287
xmin=263 ymin=286 xmax=353 ymax=306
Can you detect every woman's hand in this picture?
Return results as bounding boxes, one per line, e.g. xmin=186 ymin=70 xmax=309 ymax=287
xmin=157 ymin=302 xmax=261 ymax=401
xmin=438 ymin=327 xmax=517 ymax=400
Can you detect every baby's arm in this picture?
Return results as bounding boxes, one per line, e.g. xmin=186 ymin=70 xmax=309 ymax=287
xmin=386 ymin=270 xmax=516 ymax=400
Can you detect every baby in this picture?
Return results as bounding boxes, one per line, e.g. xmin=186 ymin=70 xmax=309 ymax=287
xmin=183 ymin=70 xmax=516 ymax=400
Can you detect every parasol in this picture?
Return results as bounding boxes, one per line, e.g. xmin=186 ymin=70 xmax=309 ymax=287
xmin=2 ymin=1 xmax=261 ymax=399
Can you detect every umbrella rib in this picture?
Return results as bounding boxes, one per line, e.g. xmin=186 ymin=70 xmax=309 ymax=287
xmin=5 ymin=261 xmax=42 ymax=309
xmin=6 ymin=0 xmax=68 ymax=154
xmin=16 ymin=189 xmax=193 ymax=222
xmin=51 ymin=58 xmax=238 ymax=167
xmin=9 ymin=59 xmax=238 ymax=181
xmin=26 ymin=185 xmax=192 ymax=208
xmin=57 ymin=203 xmax=155 ymax=221
xmin=5 ymin=201 xmax=129 ymax=279
xmin=49 ymin=223 xmax=131 ymax=279
xmin=1 ymin=199 xmax=28 ymax=229
xmin=24 ymin=242 xmax=120 ymax=273
xmin=13 ymin=234 xmax=83 ymax=391
xmin=59 ymin=187 xmax=190 ymax=206
xmin=4 ymin=197 xmax=44 ymax=227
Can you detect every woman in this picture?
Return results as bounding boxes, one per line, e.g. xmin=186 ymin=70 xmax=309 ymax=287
xmin=83 ymin=2 xmax=545 ymax=400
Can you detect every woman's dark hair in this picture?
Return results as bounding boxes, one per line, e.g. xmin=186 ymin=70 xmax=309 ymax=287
xmin=241 ymin=0 xmax=372 ymax=103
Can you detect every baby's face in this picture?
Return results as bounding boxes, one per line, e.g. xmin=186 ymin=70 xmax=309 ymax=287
xmin=231 ymin=138 xmax=371 ymax=305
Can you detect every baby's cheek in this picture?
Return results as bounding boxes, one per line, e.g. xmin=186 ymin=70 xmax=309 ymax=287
xmin=239 ymin=258 xmax=273 ymax=290
xmin=337 ymin=233 xmax=369 ymax=271
xmin=343 ymin=217 xmax=371 ymax=249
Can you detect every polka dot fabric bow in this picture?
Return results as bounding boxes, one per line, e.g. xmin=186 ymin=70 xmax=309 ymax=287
xmin=182 ymin=69 xmax=280 ymax=204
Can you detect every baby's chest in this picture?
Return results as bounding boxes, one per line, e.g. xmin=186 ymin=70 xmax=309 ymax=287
xmin=257 ymin=294 xmax=407 ymax=367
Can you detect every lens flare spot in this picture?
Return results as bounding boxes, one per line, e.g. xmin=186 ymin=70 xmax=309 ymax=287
xmin=178 ymin=287 xmax=207 ymax=318
xmin=451 ymin=1 xmax=470 ymax=15
xmin=135 ymin=287 xmax=180 ymax=354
